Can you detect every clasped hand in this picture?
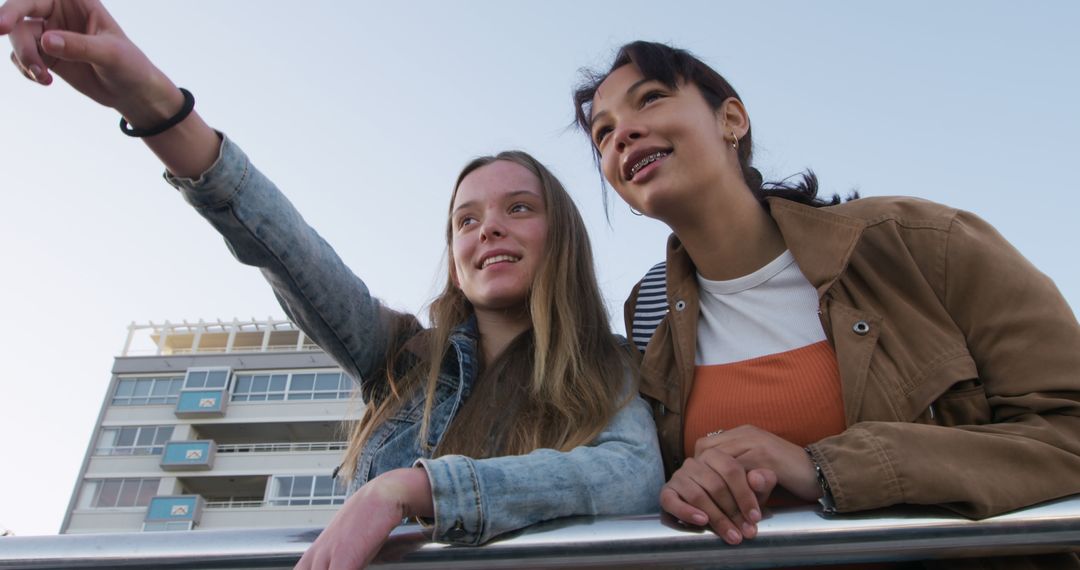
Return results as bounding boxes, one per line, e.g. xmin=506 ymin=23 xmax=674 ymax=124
xmin=660 ymin=425 xmax=821 ymax=545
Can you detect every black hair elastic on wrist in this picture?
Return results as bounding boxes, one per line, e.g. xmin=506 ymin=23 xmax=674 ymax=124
xmin=119 ymin=88 xmax=195 ymax=138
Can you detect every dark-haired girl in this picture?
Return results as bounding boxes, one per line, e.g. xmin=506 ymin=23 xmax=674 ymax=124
xmin=575 ymin=41 xmax=1080 ymax=568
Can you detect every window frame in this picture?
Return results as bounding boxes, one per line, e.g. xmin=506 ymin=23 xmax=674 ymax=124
xmin=94 ymin=425 xmax=175 ymax=456
xmin=231 ymin=369 xmax=354 ymax=402
xmin=266 ymin=474 xmax=347 ymax=506
xmin=111 ymin=376 xmax=184 ymax=406
xmin=82 ymin=478 xmax=161 ymax=509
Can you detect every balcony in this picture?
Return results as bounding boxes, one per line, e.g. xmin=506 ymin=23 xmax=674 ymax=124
xmin=123 ymin=319 xmax=322 ymax=357
xmin=3 ymin=495 xmax=1079 ymax=568
xmin=175 ymin=390 xmax=228 ymax=418
xmin=161 ymin=441 xmax=217 ymax=471
xmin=144 ymin=495 xmax=204 ymax=530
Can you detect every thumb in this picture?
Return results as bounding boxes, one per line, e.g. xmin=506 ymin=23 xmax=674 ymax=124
xmin=40 ymin=30 xmax=116 ymax=65
xmin=747 ymin=468 xmax=778 ymax=501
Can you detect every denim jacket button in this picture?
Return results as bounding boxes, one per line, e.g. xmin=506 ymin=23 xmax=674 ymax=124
xmin=446 ymin=522 xmax=467 ymax=540
xmin=852 ymin=320 xmax=871 ymax=335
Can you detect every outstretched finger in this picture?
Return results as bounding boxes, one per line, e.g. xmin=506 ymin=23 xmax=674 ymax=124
xmin=40 ymin=29 xmax=115 ymax=66
xmin=0 ymin=0 xmax=56 ymax=35
xmin=10 ymin=50 xmax=32 ymax=80
xmin=6 ymin=15 xmax=50 ymax=83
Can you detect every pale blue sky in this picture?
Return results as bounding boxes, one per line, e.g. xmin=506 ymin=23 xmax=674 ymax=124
xmin=1 ymin=1 xmax=1077 ymax=535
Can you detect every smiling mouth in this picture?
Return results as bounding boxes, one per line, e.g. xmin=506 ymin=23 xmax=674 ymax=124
xmin=481 ymin=254 xmax=520 ymax=269
xmin=629 ymin=151 xmax=671 ymax=180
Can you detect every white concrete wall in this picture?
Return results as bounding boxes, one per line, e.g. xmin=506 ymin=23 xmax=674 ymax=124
xmin=64 ymin=504 xmax=341 ymax=533
xmin=208 ymin=450 xmax=342 ymax=477
xmin=199 ymin=505 xmax=338 ymax=530
xmin=101 ymin=400 xmax=361 ymax=426
xmin=84 ymin=454 xmax=163 ymax=478
xmin=65 ymin=510 xmax=147 ymax=534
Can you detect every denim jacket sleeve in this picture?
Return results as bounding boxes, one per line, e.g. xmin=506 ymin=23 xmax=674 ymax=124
xmin=163 ymin=135 xmax=406 ymax=391
xmin=415 ymin=382 xmax=664 ymax=546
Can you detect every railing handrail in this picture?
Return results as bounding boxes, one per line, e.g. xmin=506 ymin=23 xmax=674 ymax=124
xmin=204 ymin=500 xmax=265 ymax=509
xmin=215 ymin=441 xmax=347 ymax=454
xmin=2 ymin=495 xmax=1078 ymax=568
xmin=124 ymin=344 xmax=324 ymax=357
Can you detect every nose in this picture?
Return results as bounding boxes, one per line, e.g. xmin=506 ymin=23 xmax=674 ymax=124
xmin=614 ymin=122 xmax=645 ymax=154
xmin=479 ymin=217 xmax=506 ymax=242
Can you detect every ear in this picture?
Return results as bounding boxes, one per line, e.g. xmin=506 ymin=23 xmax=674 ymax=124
xmin=449 ymin=259 xmax=461 ymax=289
xmin=717 ymin=97 xmax=750 ymax=140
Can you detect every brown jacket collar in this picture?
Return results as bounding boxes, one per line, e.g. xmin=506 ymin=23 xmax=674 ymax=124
xmin=664 ymin=197 xmax=868 ymax=299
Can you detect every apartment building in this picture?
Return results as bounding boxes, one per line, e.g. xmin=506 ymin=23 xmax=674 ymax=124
xmin=61 ymin=319 xmax=361 ymax=533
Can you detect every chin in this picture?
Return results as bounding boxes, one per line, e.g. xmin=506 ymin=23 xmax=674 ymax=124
xmin=479 ymin=295 xmax=532 ymax=314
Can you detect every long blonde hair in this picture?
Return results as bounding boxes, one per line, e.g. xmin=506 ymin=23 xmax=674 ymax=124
xmin=339 ymin=151 xmax=629 ymax=481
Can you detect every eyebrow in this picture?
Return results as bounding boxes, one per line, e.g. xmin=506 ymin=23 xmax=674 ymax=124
xmin=590 ymin=77 xmax=655 ymax=128
xmin=453 ymin=190 xmax=542 ymax=214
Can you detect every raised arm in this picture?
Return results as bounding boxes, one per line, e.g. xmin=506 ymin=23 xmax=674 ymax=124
xmin=3 ymin=0 xmax=407 ymax=390
xmin=165 ymin=137 xmax=411 ymax=394
xmin=1 ymin=0 xmax=217 ymax=177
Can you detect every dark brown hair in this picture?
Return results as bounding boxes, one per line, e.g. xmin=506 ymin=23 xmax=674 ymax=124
xmin=573 ymin=41 xmax=851 ymax=210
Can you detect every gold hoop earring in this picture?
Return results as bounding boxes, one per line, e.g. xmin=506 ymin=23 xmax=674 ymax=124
xmin=730 ymin=130 xmax=739 ymax=151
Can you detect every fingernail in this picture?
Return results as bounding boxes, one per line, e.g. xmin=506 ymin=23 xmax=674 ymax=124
xmin=43 ymin=34 xmax=64 ymax=51
xmin=28 ymin=64 xmax=41 ymax=81
xmin=742 ymin=522 xmax=756 ymax=536
xmin=691 ymin=514 xmax=708 ymax=525
xmin=726 ymin=529 xmax=742 ymax=544
xmin=749 ymin=508 xmax=761 ymax=523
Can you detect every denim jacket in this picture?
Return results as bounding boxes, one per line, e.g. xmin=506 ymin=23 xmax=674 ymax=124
xmin=165 ymin=135 xmax=664 ymax=545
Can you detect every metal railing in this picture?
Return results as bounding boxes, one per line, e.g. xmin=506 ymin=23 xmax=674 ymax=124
xmin=215 ymin=441 xmax=347 ymax=454
xmin=2 ymin=495 xmax=1078 ymax=569
xmin=160 ymin=344 xmax=324 ymax=356
xmin=203 ymin=499 xmax=265 ymax=510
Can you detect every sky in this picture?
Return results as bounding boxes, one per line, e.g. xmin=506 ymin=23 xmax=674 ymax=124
xmin=1 ymin=1 xmax=1078 ymax=536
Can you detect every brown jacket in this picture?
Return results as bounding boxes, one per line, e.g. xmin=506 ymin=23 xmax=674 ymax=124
xmin=628 ymin=196 xmax=1080 ymax=565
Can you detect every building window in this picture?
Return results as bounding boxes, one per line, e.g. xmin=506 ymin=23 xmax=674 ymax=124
xmin=184 ymin=368 xmax=230 ymax=389
xmin=232 ymin=373 xmax=288 ymax=401
xmin=268 ymin=475 xmax=347 ymax=506
xmin=81 ymin=478 xmax=160 ymax=509
xmin=112 ymin=377 xmax=184 ymax=406
xmin=95 ymin=426 xmax=174 ymax=456
xmin=232 ymin=371 xmax=354 ymax=402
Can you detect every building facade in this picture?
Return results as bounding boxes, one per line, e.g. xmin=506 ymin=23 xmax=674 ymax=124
xmin=61 ymin=319 xmax=361 ymax=533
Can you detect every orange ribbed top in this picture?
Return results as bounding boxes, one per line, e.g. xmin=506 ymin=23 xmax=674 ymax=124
xmin=683 ymin=340 xmax=846 ymax=460
xmin=685 ymin=342 xmax=894 ymax=569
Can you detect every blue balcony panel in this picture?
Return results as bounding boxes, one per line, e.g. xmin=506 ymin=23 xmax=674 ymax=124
xmin=145 ymin=495 xmax=203 ymax=523
xmin=161 ymin=440 xmax=216 ymax=471
xmin=175 ymin=389 xmax=228 ymax=417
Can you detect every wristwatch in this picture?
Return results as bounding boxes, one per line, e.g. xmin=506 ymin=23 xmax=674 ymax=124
xmin=805 ymin=447 xmax=837 ymax=514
